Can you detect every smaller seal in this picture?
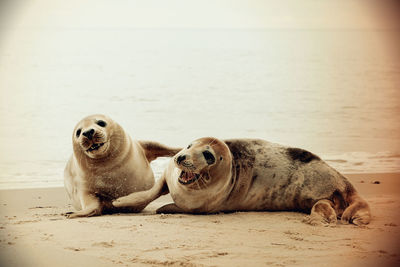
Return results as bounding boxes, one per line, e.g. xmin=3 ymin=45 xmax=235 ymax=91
xmin=64 ymin=114 xmax=181 ymax=218
xmin=113 ymin=137 xmax=371 ymax=226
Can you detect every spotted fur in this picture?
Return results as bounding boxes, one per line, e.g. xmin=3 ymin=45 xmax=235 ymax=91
xmin=113 ymin=137 xmax=371 ymax=225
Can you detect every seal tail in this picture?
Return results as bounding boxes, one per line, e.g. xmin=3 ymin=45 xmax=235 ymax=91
xmin=341 ymin=188 xmax=371 ymax=225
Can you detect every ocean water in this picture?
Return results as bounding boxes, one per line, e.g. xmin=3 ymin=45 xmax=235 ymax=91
xmin=0 ymin=29 xmax=399 ymax=189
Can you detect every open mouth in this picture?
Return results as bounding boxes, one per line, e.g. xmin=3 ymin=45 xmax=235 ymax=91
xmin=86 ymin=143 xmax=105 ymax=152
xmin=178 ymin=171 xmax=200 ymax=185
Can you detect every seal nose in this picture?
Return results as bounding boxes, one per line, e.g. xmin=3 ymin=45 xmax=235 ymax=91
xmin=176 ymin=155 xmax=186 ymax=164
xmin=82 ymin=129 xmax=95 ymax=140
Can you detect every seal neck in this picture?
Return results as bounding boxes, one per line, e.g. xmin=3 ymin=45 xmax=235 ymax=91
xmin=223 ymin=157 xmax=254 ymax=211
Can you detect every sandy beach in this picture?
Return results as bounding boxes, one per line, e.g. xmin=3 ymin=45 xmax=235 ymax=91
xmin=0 ymin=173 xmax=399 ymax=267
xmin=0 ymin=1 xmax=399 ymax=266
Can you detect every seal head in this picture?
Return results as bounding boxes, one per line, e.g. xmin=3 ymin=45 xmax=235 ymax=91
xmin=174 ymin=137 xmax=232 ymax=189
xmin=73 ymin=114 xmax=123 ymax=160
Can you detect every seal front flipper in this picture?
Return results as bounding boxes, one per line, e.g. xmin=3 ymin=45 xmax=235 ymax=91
xmin=138 ymin=141 xmax=182 ymax=162
xmin=156 ymin=203 xmax=185 ymax=214
xmin=65 ymin=196 xmax=102 ymax=219
xmin=340 ymin=193 xmax=371 ymax=225
xmin=304 ymin=199 xmax=337 ymax=226
xmin=66 ymin=206 xmax=101 ymax=218
xmin=113 ymin=175 xmax=169 ymax=209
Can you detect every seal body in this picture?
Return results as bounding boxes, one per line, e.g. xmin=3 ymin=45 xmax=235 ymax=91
xmin=114 ymin=137 xmax=371 ymax=225
xmin=64 ymin=114 xmax=181 ymax=218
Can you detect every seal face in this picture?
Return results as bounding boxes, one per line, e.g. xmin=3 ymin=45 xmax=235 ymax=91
xmin=64 ymin=114 xmax=181 ymax=218
xmin=113 ymin=137 xmax=371 ymax=226
xmin=174 ymin=140 xmax=221 ymax=187
xmin=74 ymin=118 xmax=111 ymax=159
xmin=172 ymin=138 xmax=232 ymax=195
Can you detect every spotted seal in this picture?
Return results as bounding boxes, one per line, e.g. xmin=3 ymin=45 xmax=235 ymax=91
xmin=113 ymin=137 xmax=371 ymax=225
xmin=64 ymin=114 xmax=181 ymax=218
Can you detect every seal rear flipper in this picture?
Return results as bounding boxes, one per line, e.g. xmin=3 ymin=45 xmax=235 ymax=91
xmin=304 ymin=199 xmax=337 ymax=226
xmin=156 ymin=203 xmax=185 ymax=214
xmin=139 ymin=141 xmax=182 ymax=162
xmin=341 ymin=194 xmax=371 ymax=225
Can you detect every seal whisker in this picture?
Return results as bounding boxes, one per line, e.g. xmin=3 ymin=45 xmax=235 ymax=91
xmin=205 ymin=168 xmax=212 ymax=186
xmin=207 ymin=138 xmax=217 ymax=147
xmin=199 ymin=175 xmax=208 ymax=189
xmin=194 ymin=178 xmax=202 ymax=190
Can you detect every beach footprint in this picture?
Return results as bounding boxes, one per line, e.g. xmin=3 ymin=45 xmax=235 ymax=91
xmin=92 ymin=241 xmax=115 ymax=248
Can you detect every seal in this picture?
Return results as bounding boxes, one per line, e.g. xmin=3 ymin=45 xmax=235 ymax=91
xmin=64 ymin=114 xmax=181 ymax=218
xmin=113 ymin=137 xmax=371 ymax=225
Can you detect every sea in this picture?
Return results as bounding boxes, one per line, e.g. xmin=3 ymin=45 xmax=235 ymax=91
xmin=0 ymin=28 xmax=399 ymax=189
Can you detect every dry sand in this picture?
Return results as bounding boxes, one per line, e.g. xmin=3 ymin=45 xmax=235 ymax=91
xmin=0 ymin=173 xmax=399 ymax=267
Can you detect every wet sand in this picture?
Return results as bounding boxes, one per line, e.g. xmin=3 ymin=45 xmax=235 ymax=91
xmin=0 ymin=173 xmax=399 ymax=267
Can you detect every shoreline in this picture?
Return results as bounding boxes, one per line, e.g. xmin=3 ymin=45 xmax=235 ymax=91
xmin=1 ymin=173 xmax=399 ymax=266
xmin=1 ymin=171 xmax=399 ymax=191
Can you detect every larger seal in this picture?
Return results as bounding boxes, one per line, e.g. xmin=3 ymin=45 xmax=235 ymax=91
xmin=64 ymin=114 xmax=181 ymax=218
xmin=113 ymin=137 xmax=371 ymax=225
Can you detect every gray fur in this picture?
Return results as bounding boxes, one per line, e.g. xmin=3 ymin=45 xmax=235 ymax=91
xmin=223 ymin=139 xmax=348 ymax=213
xmin=113 ymin=137 xmax=371 ymax=225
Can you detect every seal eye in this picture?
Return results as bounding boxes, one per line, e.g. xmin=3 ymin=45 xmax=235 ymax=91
xmin=202 ymin=151 xmax=215 ymax=165
xmin=220 ymin=156 xmax=223 ymax=161
xmin=187 ymin=144 xmax=192 ymax=149
xmin=76 ymin=129 xmax=81 ymax=137
xmin=96 ymin=120 xmax=107 ymax=127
